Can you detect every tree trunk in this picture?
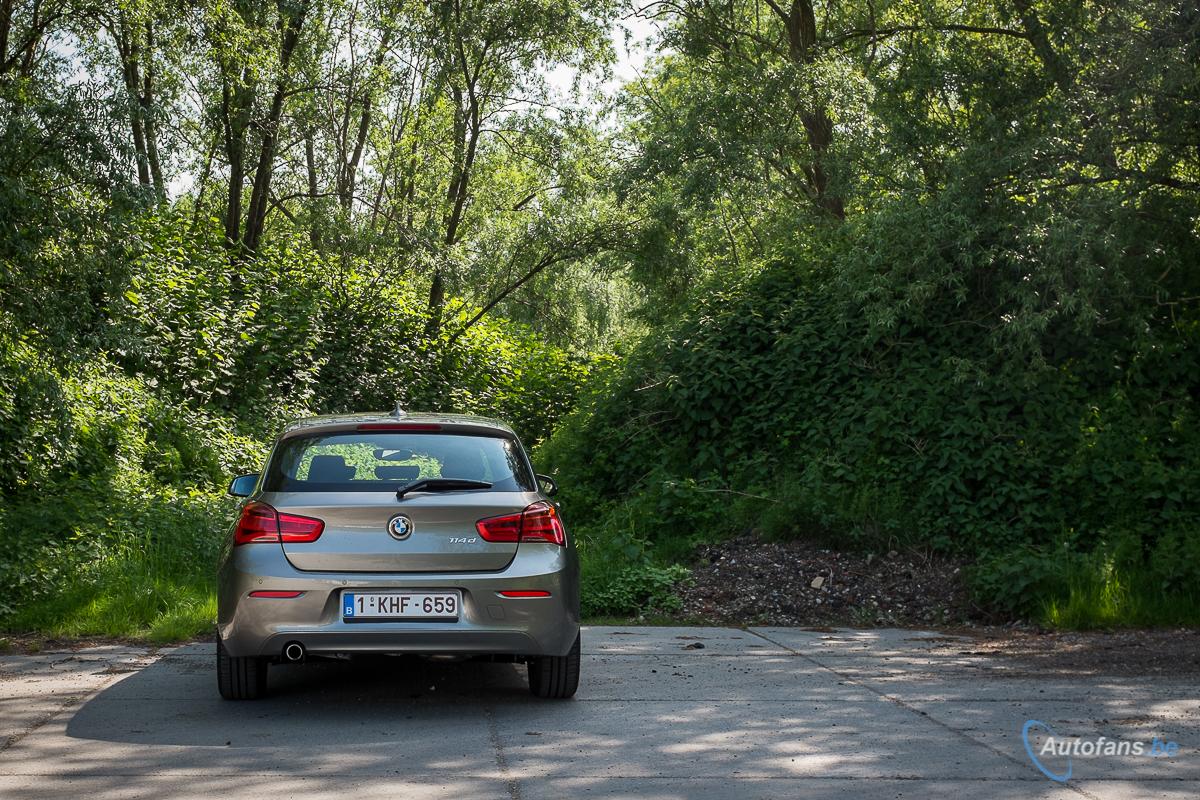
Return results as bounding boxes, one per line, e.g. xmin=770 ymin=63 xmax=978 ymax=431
xmin=339 ymin=94 xmax=372 ymax=210
xmin=772 ymin=0 xmax=845 ymax=219
xmin=142 ymin=19 xmax=164 ymax=197
xmin=304 ymin=129 xmax=321 ymax=250
xmin=1008 ymin=0 xmax=1072 ymax=95
xmin=441 ymin=86 xmax=467 ymax=244
xmin=191 ymin=128 xmax=218 ymax=232
xmin=338 ymin=28 xmax=392 ymax=211
xmin=242 ymin=0 xmax=309 ymax=256
xmin=403 ymin=99 xmax=424 ymax=230
xmin=425 ymin=87 xmax=463 ymax=334
xmin=0 ymin=0 xmax=12 ymax=71
xmin=1 ymin=0 xmax=53 ymax=77
xmin=799 ymin=109 xmax=843 ymax=218
xmin=221 ymin=72 xmax=252 ymax=253
xmin=115 ymin=13 xmax=152 ymax=189
xmin=425 ymin=84 xmax=480 ymax=334
xmin=444 ymin=104 xmax=479 ymax=246
xmin=426 ymin=269 xmax=445 ymax=332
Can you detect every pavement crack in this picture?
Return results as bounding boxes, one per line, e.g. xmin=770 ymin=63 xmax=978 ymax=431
xmin=0 ymin=651 xmax=157 ymax=757
xmin=2 ymin=681 xmax=109 ymax=755
xmin=0 ymin=694 xmax=82 ymax=756
xmin=743 ymin=628 xmax=1103 ymax=800
xmin=484 ymin=705 xmax=522 ymax=800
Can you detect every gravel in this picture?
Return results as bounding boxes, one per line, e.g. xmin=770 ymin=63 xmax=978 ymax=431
xmin=675 ymin=533 xmax=1200 ymax=676
xmin=678 ymin=533 xmax=977 ymax=627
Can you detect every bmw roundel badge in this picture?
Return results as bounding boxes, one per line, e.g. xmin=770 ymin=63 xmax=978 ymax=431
xmin=387 ymin=514 xmax=414 ymax=541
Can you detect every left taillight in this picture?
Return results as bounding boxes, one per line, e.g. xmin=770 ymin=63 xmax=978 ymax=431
xmin=234 ymin=502 xmax=324 ymax=546
xmin=476 ymin=501 xmax=566 ymax=546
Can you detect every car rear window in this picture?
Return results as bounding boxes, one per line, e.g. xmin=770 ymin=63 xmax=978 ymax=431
xmin=262 ymin=432 xmax=536 ymax=492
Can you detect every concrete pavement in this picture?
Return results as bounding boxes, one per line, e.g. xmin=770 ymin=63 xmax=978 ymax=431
xmin=0 ymin=626 xmax=1194 ymax=799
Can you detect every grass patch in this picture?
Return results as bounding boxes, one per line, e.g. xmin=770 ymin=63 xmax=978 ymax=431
xmin=1040 ymin=561 xmax=1200 ymax=629
xmin=3 ymin=572 xmax=217 ymax=643
xmin=0 ymin=478 xmax=230 ymax=644
xmin=973 ymin=543 xmax=1200 ymax=629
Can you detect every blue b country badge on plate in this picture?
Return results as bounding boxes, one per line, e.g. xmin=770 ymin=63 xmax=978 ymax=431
xmin=344 ymin=594 xmax=356 ymax=617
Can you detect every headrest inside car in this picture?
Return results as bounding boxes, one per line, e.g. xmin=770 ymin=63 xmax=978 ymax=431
xmin=307 ymin=454 xmax=356 ymax=482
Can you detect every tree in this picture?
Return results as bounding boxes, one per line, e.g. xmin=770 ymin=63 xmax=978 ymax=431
xmin=204 ymin=0 xmax=312 ymax=260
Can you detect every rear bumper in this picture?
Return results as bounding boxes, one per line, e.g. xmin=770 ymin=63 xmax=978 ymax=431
xmin=256 ymin=629 xmax=541 ymax=657
xmin=217 ymin=542 xmax=579 ymax=659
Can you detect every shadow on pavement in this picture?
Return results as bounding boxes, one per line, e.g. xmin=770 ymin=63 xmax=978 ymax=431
xmin=66 ymin=650 xmax=534 ymax=747
xmin=11 ymin=629 xmax=1187 ymax=799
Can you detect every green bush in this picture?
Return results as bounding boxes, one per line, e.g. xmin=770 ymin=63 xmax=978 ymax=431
xmin=0 ymin=212 xmax=610 ymax=637
xmin=110 ymin=213 xmax=596 ymax=446
xmin=970 ymin=537 xmax=1200 ymax=628
xmin=582 ymin=561 xmax=692 ymax=618
xmin=0 ymin=338 xmax=259 ymax=635
xmin=540 ymin=200 xmax=1200 ymax=626
xmin=0 ymin=333 xmax=74 ymax=494
xmin=575 ymin=514 xmax=693 ymax=617
xmin=0 ymin=486 xmax=228 ymax=640
xmin=968 ymin=545 xmax=1084 ymax=618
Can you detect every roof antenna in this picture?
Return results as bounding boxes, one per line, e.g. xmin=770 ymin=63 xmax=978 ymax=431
xmin=392 ymin=401 xmax=407 ymax=419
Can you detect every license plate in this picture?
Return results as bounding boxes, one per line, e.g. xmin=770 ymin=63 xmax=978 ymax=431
xmin=342 ymin=591 xmax=459 ymax=621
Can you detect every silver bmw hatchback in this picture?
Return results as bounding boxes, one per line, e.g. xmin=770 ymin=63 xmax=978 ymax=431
xmin=215 ymin=411 xmax=580 ymax=700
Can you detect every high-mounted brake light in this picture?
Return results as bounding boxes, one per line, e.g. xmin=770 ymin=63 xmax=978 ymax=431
xmin=234 ymin=502 xmax=324 ymax=546
xmin=476 ymin=501 xmax=566 ymax=546
xmin=356 ymin=423 xmax=442 ymax=431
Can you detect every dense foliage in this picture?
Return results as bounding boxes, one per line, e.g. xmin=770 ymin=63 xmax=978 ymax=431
xmin=2 ymin=0 xmax=1198 ymax=634
xmin=0 ymin=0 xmax=619 ymax=637
xmin=540 ymin=0 xmax=1200 ymax=623
xmin=0 ymin=221 xmax=598 ymax=634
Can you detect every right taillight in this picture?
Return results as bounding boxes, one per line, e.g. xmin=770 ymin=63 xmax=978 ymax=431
xmin=519 ymin=501 xmax=566 ymax=545
xmin=476 ymin=501 xmax=566 ymax=546
xmin=234 ymin=502 xmax=324 ymax=546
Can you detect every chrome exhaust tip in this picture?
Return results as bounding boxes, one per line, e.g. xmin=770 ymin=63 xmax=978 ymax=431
xmin=283 ymin=642 xmax=305 ymax=662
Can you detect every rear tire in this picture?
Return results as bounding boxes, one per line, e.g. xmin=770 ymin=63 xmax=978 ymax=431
xmin=217 ymin=636 xmax=268 ymax=700
xmin=528 ymin=632 xmax=580 ymax=699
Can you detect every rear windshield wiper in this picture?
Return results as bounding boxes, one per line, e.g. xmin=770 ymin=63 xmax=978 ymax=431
xmin=396 ymin=478 xmax=492 ymax=500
